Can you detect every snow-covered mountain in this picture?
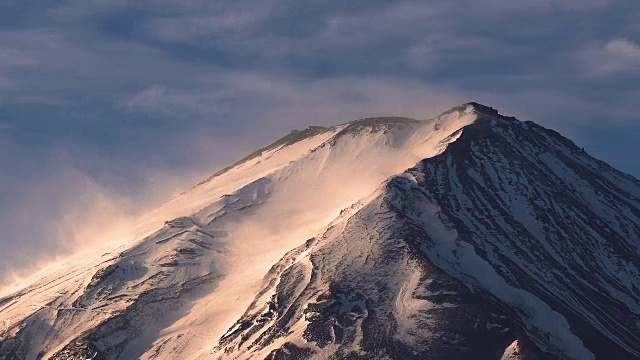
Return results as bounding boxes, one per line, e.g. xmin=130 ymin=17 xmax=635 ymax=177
xmin=1 ymin=103 xmax=639 ymax=360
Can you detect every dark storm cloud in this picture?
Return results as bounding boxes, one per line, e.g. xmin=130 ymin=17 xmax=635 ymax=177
xmin=0 ymin=0 xmax=638 ymax=280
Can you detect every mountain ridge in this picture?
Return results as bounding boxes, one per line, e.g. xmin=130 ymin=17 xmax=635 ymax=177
xmin=1 ymin=103 xmax=638 ymax=360
xmin=195 ymin=101 xmax=503 ymax=190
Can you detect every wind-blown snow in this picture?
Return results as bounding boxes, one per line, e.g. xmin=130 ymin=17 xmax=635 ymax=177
xmin=0 ymin=107 xmax=478 ymax=359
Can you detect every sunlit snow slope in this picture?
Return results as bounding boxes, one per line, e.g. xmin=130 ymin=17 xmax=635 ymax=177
xmin=1 ymin=103 xmax=639 ymax=360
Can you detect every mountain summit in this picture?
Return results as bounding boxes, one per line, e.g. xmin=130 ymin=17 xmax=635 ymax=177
xmin=1 ymin=103 xmax=639 ymax=360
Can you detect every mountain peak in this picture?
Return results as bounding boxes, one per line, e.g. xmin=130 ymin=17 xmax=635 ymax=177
xmin=433 ymin=102 xmax=515 ymax=123
xmin=463 ymin=101 xmax=500 ymax=116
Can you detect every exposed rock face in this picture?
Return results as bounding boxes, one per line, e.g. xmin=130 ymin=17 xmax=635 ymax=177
xmin=1 ymin=103 xmax=638 ymax=360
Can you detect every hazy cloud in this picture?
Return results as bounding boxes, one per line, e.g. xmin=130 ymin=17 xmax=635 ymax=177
xmin=123 ymin=73 xmax=466 ymax=132
xmin=143 ymin=12 xmax=267 ymax=44
xmin=0 ymin=123 xmax=10 ymax=145
xmin=0 ymin=48 xmax=39 ymax=67
xmin=477 ymin=0 xmax=614 ymax=12
xmin=594 ymin=38 xmax=640 ymax=73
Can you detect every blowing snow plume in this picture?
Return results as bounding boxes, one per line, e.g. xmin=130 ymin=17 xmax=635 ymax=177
xmin=0 ymin=157 xmax=205 ymax=290
xmin=0 ymin=166 xmax=138 ymax=287
xmin=0 ymin=103 xmax=639 ymax=360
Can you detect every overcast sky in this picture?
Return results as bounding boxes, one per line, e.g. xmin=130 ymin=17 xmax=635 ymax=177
xmin=0 ymin=0 xmax=638 ymax=279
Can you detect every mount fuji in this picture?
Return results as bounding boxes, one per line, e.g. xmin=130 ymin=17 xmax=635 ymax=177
xmin=1 ymin=103 xmax=639 ymax=360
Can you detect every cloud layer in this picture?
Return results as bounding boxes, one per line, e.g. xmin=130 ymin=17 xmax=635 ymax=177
xmin=0 ymin=0 xmax=638 ymax=280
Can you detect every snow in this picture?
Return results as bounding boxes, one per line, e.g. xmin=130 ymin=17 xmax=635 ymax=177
xmin=2 ymin=103 xmax=638 ymax=360
xmin=501 ymin=340 xmax=520 ymax=360
xmin=389 ymin=169 xmax=595 ymax=360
